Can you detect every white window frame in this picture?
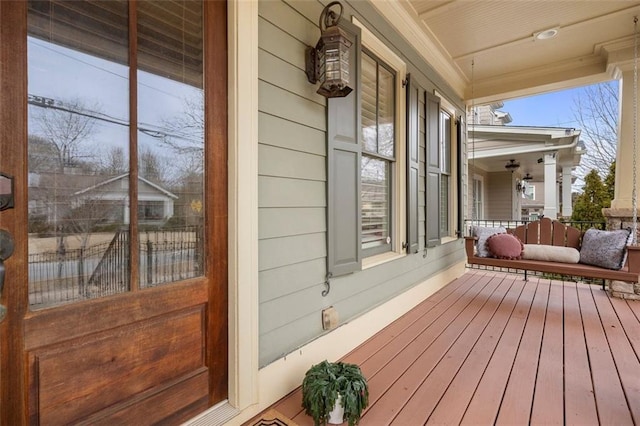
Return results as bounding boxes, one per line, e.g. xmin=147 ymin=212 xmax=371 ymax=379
xmin=353 ymin=17 xmax=407 ymax=268
xmin=472 ymin=174 xmax=485 ymax=220
xmin=435 ymin=91 xmax=458 ymax=243
xmin=523 ymin=182 xmax=536 ymax=200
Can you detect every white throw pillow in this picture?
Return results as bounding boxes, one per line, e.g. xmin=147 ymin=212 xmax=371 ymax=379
xmin=471 ymin=226 xmax=506 ymax=258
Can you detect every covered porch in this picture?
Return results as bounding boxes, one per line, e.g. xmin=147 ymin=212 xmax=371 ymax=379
xmin=251 ymin=269 xmax=640 ymax=425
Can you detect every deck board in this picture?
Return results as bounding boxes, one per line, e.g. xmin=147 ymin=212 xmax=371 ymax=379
xmin=460 ymin=278 xmax=538 ymax=425
xmin=578 ymin=285 xmax=634 ymax=425
xmin=530 ymin=281 xmax=564 ymax=425
xmin=418 ymin=276 xmax=526 ymax=425
xmin=361 ymin=275 xmax=505 ymax=424
xmin=252 ymin=270 xmax=640 ymax=426
xmin=563 ymin=282 xmax=599 ymax=425
xmin=591 ymin=287 xmax=640 ymax=424
xmin=495 ymin=279 xmax=550 ymax=425
xmin=389 ymin=275 xmax=514 ymax=424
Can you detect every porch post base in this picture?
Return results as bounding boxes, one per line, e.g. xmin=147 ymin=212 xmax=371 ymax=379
xmin=602 ymin=207 xmax=640 ymax=233
xmin=608 ymin=280 xmax=640 ymax=300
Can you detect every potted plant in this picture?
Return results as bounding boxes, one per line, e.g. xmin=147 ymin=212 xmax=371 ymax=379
xmin=301 ymin=360 xmax=369 ymax=426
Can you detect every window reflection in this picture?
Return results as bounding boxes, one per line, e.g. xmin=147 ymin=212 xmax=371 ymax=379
xmin=26 ymin=0 xmax=205 ymax=307
xmin=27 ymin=0 xmax=130 ymax=308
xmin=137 ymin=0 xmax=204 ymax=288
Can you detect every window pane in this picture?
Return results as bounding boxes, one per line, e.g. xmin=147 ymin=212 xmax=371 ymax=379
xmin=440 ymin=110 xmax=451 ymax=173
xmin=361 ymin=53 xmax=377 ymax=154
xmin=362 ymin=156 xmax=390 ymax=250
xmin=27 ymin=0 xmax=130 ymax=309
xmin=440 ymin=175 xmax=449 ymax=235
xmin=137 ymin=0 xmax=204 ymax=288
xmin=361 ymin=51 xmax=395 ymax=255
xmin=472 ymin=178 xmax=483 ymax=220
xmin=378 ymin=66 xmax=394 ymax=158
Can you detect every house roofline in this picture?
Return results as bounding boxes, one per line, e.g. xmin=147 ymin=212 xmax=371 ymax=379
xmin=72 ymin=173 xmax=179 ymax=199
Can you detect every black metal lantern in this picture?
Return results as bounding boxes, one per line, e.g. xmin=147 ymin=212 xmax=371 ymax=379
xmin=305 ymin=1 xmax=353 ymax=98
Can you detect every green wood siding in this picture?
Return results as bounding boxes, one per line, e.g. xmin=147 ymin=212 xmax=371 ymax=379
xmin=259 ymin=112 xmax=325 ymax=156
xmin=257 ymin=0 xmax=467 ymax=367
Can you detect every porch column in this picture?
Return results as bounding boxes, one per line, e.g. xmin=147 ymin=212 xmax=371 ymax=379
xmin=610 ymin=68 xmax=640 ymax=213
xmin=604 ymin=67 xmax=640 ymax=300
xmin=543 ymin=152 xmax=557 ymax=219
xmin=604 ymin=67 xmax=640 ymax=233
xmin=562 ymin=165 xmax=573 ymax=217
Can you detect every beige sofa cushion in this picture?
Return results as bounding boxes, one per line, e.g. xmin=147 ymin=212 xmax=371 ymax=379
xmin=522 ymin=244 xmax=580 ymax=264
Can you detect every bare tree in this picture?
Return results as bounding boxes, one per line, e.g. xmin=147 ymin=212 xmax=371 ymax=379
xmin=139 ymin=147 xmax=165 ymax=184
xmin=101 ymin=146 xmax=128 ymax=175
xmin=32 ymin=98 xmax=100 ymax=170
xmin=63 ymin=195 xmax=122 ymax=251
xmin=571 ymin=81 xmax=618 ymax=178
xmin=28 ymin=135 xmax=60 ymax=172
xmin=159 ymin=96 xmax=204 ymax=155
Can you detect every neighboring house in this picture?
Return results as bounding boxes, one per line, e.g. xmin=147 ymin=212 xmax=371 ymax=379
xmin=73 ymin=173 xmax=178 ymax=226
xmin=1 ymin=2 xmax=639 ymax=425
xmin=29 ymin=172 xmax=177 ymax=228
xmin=468 ymin=122 xmax=584 ymax=221
xmin=469 ymin=103 xmax=513 ymax=126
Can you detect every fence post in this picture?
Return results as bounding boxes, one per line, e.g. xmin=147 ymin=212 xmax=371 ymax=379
xmin=78 ymin=247 xmax=85 ymax=297
xmin=147 ymin=238 xmax=153 ymax=286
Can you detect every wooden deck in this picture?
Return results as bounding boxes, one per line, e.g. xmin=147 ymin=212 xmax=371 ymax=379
xmin=252 ymin=269 xmax=640 ymax=425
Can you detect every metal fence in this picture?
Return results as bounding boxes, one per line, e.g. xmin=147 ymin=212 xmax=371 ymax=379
xmin=28 ymin=226 xmax=203 ymax=309
xmin=463 ymin=218 xmax=608 ymax=236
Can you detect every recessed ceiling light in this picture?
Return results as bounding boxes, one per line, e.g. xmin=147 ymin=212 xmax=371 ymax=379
xmin=534 ymin=27 xmax=559 ymax=41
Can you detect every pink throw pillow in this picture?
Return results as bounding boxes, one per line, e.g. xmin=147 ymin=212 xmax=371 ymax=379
xmin=486 ymin=233 xmax=523 ymax=260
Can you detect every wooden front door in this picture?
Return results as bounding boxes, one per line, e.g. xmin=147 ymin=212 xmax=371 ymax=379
xmin=0 ymin=1 xmax=227 ymax=423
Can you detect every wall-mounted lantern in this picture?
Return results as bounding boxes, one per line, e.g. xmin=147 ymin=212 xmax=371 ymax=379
xmin=305 ymin=1 xmax=353 ymax=98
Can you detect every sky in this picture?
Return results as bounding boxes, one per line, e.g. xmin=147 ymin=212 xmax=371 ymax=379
xmin=501 ymin=82 xmax=616 ymax=128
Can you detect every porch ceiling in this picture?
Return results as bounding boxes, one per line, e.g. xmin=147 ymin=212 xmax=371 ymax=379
xmin=388 ymin=0 xmax=640 ymax=103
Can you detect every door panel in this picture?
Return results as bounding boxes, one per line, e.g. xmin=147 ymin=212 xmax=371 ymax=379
xmin=30 ymin=305 xmax=206 ymax=424
xmin=0 ymin=1 xmax=227 ymax=424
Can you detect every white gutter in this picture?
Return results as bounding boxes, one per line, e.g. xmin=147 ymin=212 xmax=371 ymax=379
xmin=471 ymin=137 xmax=581 ymax=159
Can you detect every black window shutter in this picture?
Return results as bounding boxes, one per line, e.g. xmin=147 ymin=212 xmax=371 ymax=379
xmin=327 ymin=19 xmax=362 ymax=276
xmin=425 ymin=91 xmax=441 ymax=247
xmin=406 ymin=73 xmax=419 ymax=254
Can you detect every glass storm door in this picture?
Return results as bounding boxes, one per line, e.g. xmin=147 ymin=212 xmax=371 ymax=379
xmin=0 ymin=1 xmax=227 ymax=424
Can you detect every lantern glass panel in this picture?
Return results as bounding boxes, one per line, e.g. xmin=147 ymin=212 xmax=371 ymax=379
xmin=339 ymin=42 xmax=350 ymax=83
xmin=324 ymin=44 xmax=341 ymax=84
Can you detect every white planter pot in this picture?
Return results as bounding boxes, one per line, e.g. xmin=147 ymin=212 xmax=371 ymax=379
xmin=328 ymin=395 xmax=344 ymax=424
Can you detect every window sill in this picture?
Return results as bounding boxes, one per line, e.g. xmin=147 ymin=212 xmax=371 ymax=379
xmin=362 ymin=251 xmax=404 ymax=270
xmin=440 ymin=236 xmax=458 ymax=245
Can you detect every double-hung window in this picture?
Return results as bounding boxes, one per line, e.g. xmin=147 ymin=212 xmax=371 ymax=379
xmin=326 ymin=18 xmax=406 ymax=276
xmin=431 ymin=92 xmax=458 ymax=243
xmin=439 ymin=109 xmax=451 ymax=237
xmin=361 ymin=50 xmax=395 ymax=256
xmin=472 ymin=175 xmax=484 ymax=220
xmin=356 ymin=19 xmax=406 ymax=266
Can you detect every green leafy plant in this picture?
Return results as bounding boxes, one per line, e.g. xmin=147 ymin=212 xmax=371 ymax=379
xmin=301 ymin=360 xmax=369 ymax=426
